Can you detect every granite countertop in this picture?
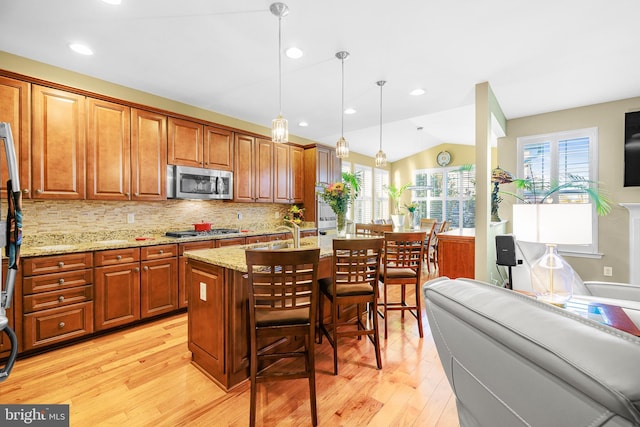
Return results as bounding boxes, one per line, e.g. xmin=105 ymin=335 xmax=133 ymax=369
xmin=184 ymin=235 xmax=336 ymax=273
xmin=18 ymin=227 xmax=318 ymax=258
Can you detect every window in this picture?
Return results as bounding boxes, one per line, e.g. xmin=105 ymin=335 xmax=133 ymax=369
xmin=342 ymin=161 xmax=352 ymax=219
xmin=517 ymin=127 xmax=599 ymax=255
xmin=353 ymin=164 xmax=373 ymax=224
xmin=413 ymin=166 xmax=476 ymax=228
xmin=374 ymin=169 xmax=389 ymax=221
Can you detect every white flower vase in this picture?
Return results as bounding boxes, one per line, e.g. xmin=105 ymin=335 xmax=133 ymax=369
xmin=391 ymin=214 xmax=405 ymax=231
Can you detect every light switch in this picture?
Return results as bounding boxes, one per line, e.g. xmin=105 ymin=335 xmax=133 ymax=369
xmin=199 ymin=282 xmax=207 ymax=301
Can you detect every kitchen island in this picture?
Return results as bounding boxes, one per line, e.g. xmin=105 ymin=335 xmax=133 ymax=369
xmin=184 ymin=235 xmax=335 ymax=391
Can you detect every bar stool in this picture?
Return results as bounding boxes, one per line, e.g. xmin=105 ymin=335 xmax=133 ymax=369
xmin=378 ymin=231 xmax=426 ymax=339
xmin=318 ymin=237 xmax=384 ymax=374
xmin=245 ymin=247 xmax=321 ymax=427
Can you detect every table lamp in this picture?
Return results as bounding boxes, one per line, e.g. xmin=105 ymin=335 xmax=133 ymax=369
xmin=513 ymin=203 xmax=593 ymax=306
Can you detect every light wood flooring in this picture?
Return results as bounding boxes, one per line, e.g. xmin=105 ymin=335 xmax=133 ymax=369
xmin=1 ymin=266 xmax=457 ymax=427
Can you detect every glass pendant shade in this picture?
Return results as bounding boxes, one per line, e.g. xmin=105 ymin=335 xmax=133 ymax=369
xmin=272 ymin=114 xmax=288 ymax=143
xmin=530 ymin=244 xmax=574 ymax=306
xmin=375 ymin=149 xmax=387 ymax=167
xmin=336 ymin=136 xmax=349 ymax=158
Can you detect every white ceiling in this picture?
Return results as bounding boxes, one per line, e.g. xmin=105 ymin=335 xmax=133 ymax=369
xmin=1 ymin=0 xmax=639 ymax=162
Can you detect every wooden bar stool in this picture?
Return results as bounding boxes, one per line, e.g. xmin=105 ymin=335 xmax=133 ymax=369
xmin=245 ymin=247 xmax=321 ymax=427
xmin=318 ymin=237 xmax=384 ymax=374
xmin=378 ymin=231 xmax=426 ymax=339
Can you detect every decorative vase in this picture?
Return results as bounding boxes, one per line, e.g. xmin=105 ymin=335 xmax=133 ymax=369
xmin=391 ymin=214 xmax=405 ymax=231
xmin=336 ymin=211 xmax=347 ymax=237
xmin=409 ymin=211 xmax=420 ymax=230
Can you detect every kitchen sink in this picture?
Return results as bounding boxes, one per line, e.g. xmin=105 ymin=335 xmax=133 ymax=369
xmin=33 ymin=244 xmax=76 ymax=251
xmin=95 ymin=239 xmax=129 ymax=244
xmin=246 ymin=242 xmax=292 ymax=251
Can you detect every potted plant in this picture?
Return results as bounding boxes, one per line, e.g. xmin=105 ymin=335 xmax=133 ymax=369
xmin=317 ymin=171 xmax=361 ymax=236
xmin=384 ymin=182 xmax=412 ymax=230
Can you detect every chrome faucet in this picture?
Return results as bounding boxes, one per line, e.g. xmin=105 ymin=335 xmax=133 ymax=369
xmin=276 ymin=220 xmax=301 ymax=248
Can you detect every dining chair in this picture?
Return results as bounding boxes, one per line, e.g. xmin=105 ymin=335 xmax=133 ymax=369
xmin=318 ymin=237 xmax=384 ymax=375
xmin=379 ymin=231 xmax=426 ymax=339
xmin=422 ymin=221 xmax=438 ymax=274
xmin=245 ymin=247 xmax=321 ymax=427
xmin=430 ymin=220 xmax=449 ymax=271
xmin=355 ymin=223 xmax=392 ymax=237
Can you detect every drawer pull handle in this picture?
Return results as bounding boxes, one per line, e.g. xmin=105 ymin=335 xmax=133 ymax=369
xmin=58 ymin=295 xmax=64 ymax=302
xmin=116 ymin=255 xmax=122 ymax=261
xmin=143 ymin=266 xmax=149 ymax=271
xmin=36 ymin=189 xmax=43 ymax=194
xmin=134 ymin=267 xmax=140 ymax=273
xmin=58 ymin=322 xmax=65 ymax=329
xmin=58 ymin=278 xmax=65 ymax=285
xmin=159 ymin=250 xmax=164 ymax=254
xmin=58 ymin=261 xmax=64 ymax=268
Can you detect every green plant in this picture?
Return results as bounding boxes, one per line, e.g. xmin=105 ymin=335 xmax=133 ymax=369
xmin=501 ymin=174 xmax=612 ymax=216
xmin=384 ymin=182 xmax=412 ymax=214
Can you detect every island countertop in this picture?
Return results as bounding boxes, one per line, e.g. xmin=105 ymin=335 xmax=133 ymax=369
xmin=183 ymin=235 xmax=336 ymax=272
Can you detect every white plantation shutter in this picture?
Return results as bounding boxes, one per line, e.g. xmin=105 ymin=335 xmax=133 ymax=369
xmin=354 ymin=164 xmax=372 ymax=224
xmin=517 ymin=127 xmax=598 ymax=254
xmin=374 ymin=169 xmax=389 ymax=221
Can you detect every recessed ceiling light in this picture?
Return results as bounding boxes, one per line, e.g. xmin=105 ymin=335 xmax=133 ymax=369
xmin=101 ymin=0 xmax=122 ymax=4
xmin=344 ymin=108 xmax=356 ymax=115
xmin=69 ymin=43 xmax=93 ymax=56
xmin=410 ymin=88 xmax=425 ymax=96
xmin=286 ymin=47 xmax=303 ymax=59
xmin=298 ymin=121 xmax=309 ymax=127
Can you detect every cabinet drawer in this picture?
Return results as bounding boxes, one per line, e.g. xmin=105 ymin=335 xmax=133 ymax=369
xmin=179 ymin=240 xmax=214 ymax=256
xmin=23 ymin=285 xmax=93 ymax=313
xmin=215 ymin=237 xmax=246 ymax=247
xmin=22 ymin=253 xmax=93 ymax=276
xmin=245 ymin=235 xmax=270 ymax=244
xmin=95 ymin=247 xmax=140 ymax=266
xmin=23 ymin=269 xmax=93 ymax=294
xmin=22 ymin=302 xmax=94 ymax=351
xmin=141 ymin=244 xmax=177 ymax=260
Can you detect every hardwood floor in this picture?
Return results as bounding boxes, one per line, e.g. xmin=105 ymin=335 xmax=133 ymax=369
xmin=1 ymin=267 xmax=457 ymax=427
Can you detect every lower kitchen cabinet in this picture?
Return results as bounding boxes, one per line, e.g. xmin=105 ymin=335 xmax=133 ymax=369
xmin=21 ymin=252 xmax=94 ymax=351
xmin=94 ymin=258 xmax=141 ymax=331
xmin=140 ymin=244 xmax=178 ymax=318
xmin=178 ymin=240 xmax=215 ymax=308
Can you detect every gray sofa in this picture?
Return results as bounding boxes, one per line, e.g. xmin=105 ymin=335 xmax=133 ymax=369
xmin=423 ymin=277 xmax=640 ymax=427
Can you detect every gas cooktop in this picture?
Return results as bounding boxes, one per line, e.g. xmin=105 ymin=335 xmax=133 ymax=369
xmin=165 ymin=228 xmax=239 ymax=238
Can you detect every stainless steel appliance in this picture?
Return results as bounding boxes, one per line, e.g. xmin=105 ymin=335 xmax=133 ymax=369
xmin=167 ymin=165 xmax=233 ymax=200
xmin=165 ymin=228 xmax=239 ymax=238
xmin=317 ymin=200 xmax=337 ymax=231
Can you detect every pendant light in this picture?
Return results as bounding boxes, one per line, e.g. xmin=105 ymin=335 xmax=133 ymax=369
xmin=335 ymin=51 xmax=350 ymax=158
xmin=270 ymin=2 xmax=289 ymax=143
xmin=375 ymin=80 xmax=387 ymax=167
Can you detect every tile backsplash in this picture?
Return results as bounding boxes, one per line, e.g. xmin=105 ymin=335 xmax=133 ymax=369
xmin=21 ymin=199 xmax=291 ymax=243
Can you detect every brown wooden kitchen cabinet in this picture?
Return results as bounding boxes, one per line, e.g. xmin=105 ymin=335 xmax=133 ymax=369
xmin=31 ymin=85 xmax=86 ymax=200
xmin=204 ymin=126 xmax=234 ymax=171
xmin=94 ymin=248 xmax=141 ymax=331
xmin=215 ymin=236 xmax=246 ymax=248
xmin=234 ymin=134 xmax=273 ymax=203
xmin=274 ymin=144 xmax=304 ymax=204
xmin=168 ymin=118 xmax=234 ymax=171
xmin=87 ymin=98 xmax=131 ymax=200
xmin=303 ymin=145 xmax=341 ymax=222
xmin=178 ymin=240 xmax=215 ymax=308
xmin=0 ymin=75 xmax=30 ymax=200
xmin=140 ymin=244 xmax=178 ymax=318
xmin=21 ymin=252 xmax=94 ymax=351
xmin=131 ymin=108 xmax=167 ymax=201
xmin=437 ymin=228 xmax=475 ymax=279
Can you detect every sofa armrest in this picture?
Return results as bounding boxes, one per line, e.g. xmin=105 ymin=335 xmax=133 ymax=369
xmin=584 ymin=281 xmax=640 ymax=302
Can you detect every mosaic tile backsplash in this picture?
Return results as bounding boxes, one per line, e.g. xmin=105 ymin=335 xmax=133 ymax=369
xmin=21 ymin=199 xmax=293 ymax=246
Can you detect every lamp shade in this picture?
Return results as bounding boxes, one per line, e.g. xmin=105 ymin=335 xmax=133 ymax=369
xmin=512 ymin=204 xmax=593 ymax=245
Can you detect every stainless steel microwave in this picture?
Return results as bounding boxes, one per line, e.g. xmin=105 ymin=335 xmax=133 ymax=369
xmin=167 ymin=165 xmax=233 ymax=200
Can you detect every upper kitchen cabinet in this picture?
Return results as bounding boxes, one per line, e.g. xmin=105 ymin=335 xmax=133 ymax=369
xmin=168 ymin=117 xmax=202 ymax=168
xmin=87 ymin=98 xmax=131 ymax=200
xmin=31 ymin=85 xmax=86 ymax=200
xmin=303 ymin=145 xmax=341 ymax=221
xmin=234 ymin=134 xmax=273 ymax=203
xmin=274 ymin=144 xmax=304 ymax=204
xmin=131 ymin=109 xmax=167 ymax=201
xmin=0 ymin=76 xmax=30 ymax=200
xmin=204 ymin=126 xmax=233 ymax=171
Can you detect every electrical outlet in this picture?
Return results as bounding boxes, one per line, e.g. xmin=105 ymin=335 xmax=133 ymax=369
xmin=275 ymin=211 xmax=280 ymax=219
xmin=237 ymin=212 xmax=242 ymax=221
xmin=199 ymin=282 xmax=207 ymax=301
xmin=603 ymin=266 xmax=613 ymax=277
xmin=127 ymin=213 xmax=135 ymax=224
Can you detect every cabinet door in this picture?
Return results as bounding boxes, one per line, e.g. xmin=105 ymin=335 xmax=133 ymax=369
xmin=141 ymin=258 xmax=177 ymax=318
xmin=254 ymin=138 xmax=273 ymax=203
xmin=178 ymin=240 xmax=215 ymax=308
xmin=204 ymin=126 xmax=233 ymax=170
xmin=94 ymin=263 xmax=141 ymax=330
xmin=131 ymin=109 xmax=166 ymax=201
xmin=168 ymin=117 xmax=203 ymax=168
xmin=87 ymin=98 xmax=131 ymax=200
xmin=273 ymin=143 xmax=290 ymax=203
xmin=290 ymin=145 xmax=304 ymax=203
xmin=234 ymin=133 xmax=255 ymax=202
xmin=188 ymin=262 xmax=225 ymax=379
xmin=0 ymin=76 xmax=30 ymax=200
xmin=31 ymin=85 xmax=85 ymax=199
xmin=316 ymin=146 xmax=332 ymax=185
